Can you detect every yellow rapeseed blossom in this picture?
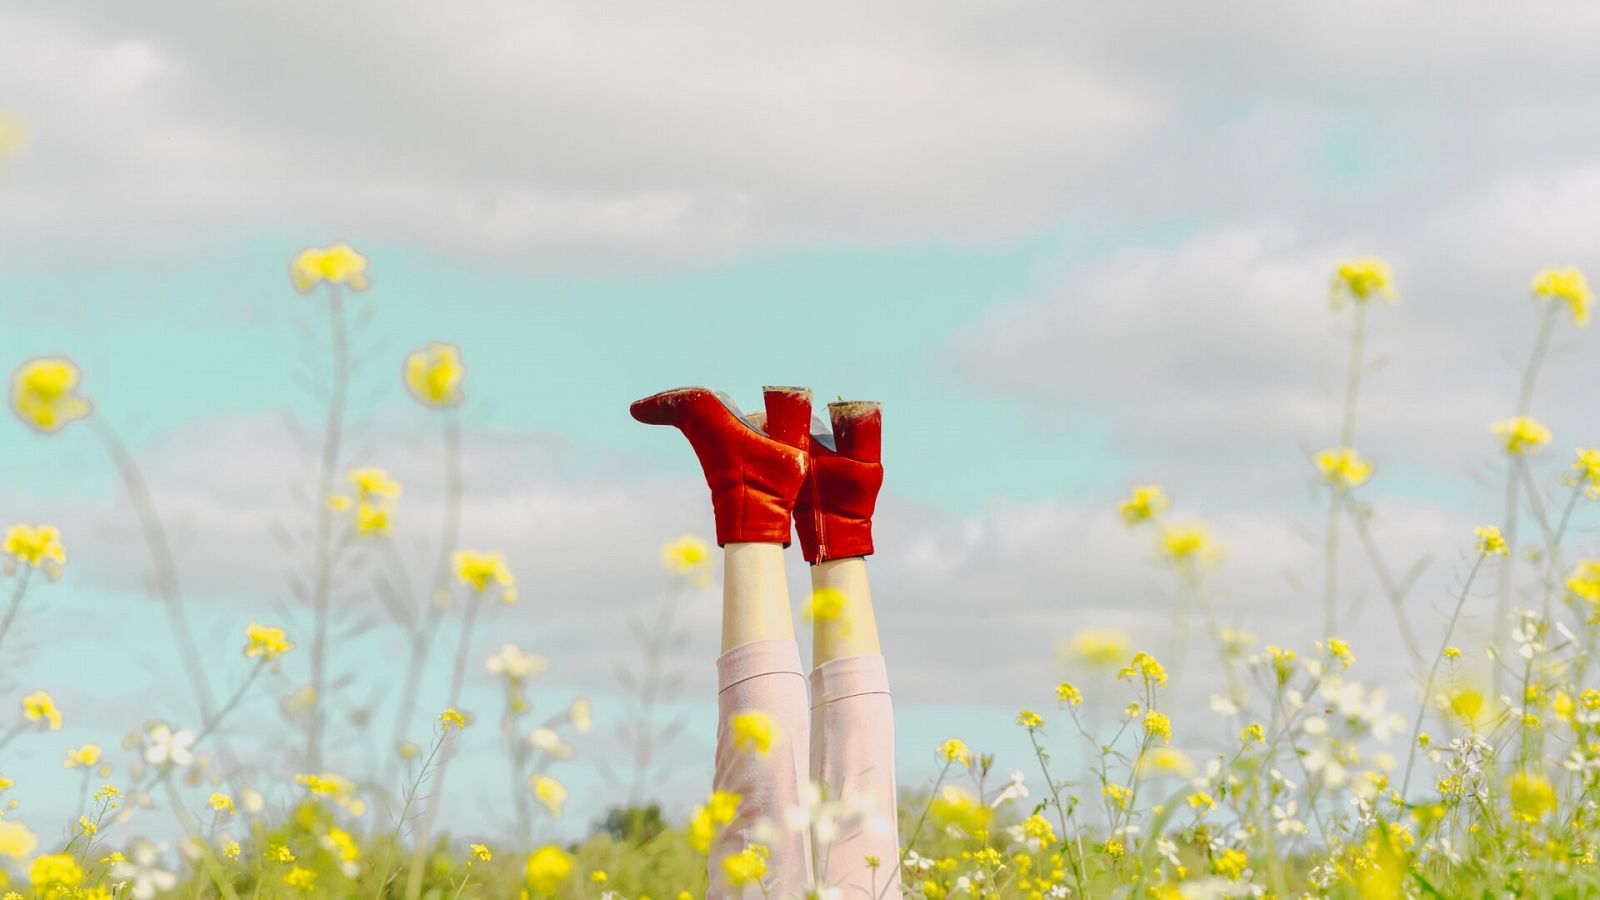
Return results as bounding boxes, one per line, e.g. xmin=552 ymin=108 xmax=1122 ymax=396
xmin=439 ymin=708 xmax=467 ymax=731
xmin=1532 ymin=267 xmax=1592 ymax=326
xmin=1568 ymin=560 xmax=1600 ymax=604
xmin=1241 ymin=723 xmax=1265 ymax=745
xmin=10 ymin=357 xmax=92 ymax=435
xmin=1212 ymin=848 xmax=1249 ymax=880
xmin=1159 ymin=523 xmax=1221 ymax=566
xmin=403 ymin=342 xmax=466 ymax=409
xmin=3 ymin=524 xmax=66 ymax=578
xmin=526 ymin=844 xmax=574 ymax=895
xmin=722 ymin=844 xmax=770 ymax=887
xmin=589 ymin=869 xmax=608 ymax=884
xmin=1143 ymin=710 xmax=1172 ymax=743
xmin=29 ymin=854 xmax=83 ymax=891
xmin=244 ymin=623 xmax=295 ymax=661
xmin=1118 ymin=652 xmax=1169 ymax=687
xmin=284 ymin=866 xmax=316 ymax=892
xmin=1021 ymin=813 xmax=1057 ymax=843
xmin=22 ymin=691 xmax=61 ymax=730
xmin=1314 ymin=446 xmax=1373 ymax=490
xmin=805 ymin=586 xmax=848 ymax=624
xmin=471 ymin=843 xmax=491 ymax=862
xmin=531 ymin=775 xmax=567 ymax=818
xmin=1573 ymin=449 xmax=1600 ymax=498
xmin=1509 ymin=770 xmax=1557 ymax=821
xmin=1062 ymin=628 xmax=1131 ymax=669
xmin=661 ymin=534 xmax=712 ymax=581
xmin=1016 ymin=709 xmax=1044 ymax=729
xmin=61 ymin=745 xmax=100 ymax=769
xmin=209 ymin=793 xmax=234 ymax=813
xmin=1136 ymin=746 xmax=1196 ymax=777
xmin=1119 ymin=484 xmax=1169 ymax=526
xmin=1056 ymin=682 xmax=1083 ymax=706
xmin=290 ymin=243 xmax=369 ymax=294
xmin=1322 ymin=637 xmax=1355 ymax=668
xmin=452 ymin=549 xmax=517 ymax=602
xmin=0 ymin=819 xmax=38 ymax=858
xmin=937 ymin=738 xmax=974 ymax=767
xmin=1330 ymin=257 xmax=1397 ymax=304
xmin=1492 ymin=416 xmax=1552 ymax=455
xmin=730 ymin=710 xmax=778 ymax=756
xmin=0 ymin=113 xmax=29 ymax=163
xmin=1445 ymin=688 xmax=1494 ymax=731
xmin=1475 ymin=526 xmax=1508 ymax=557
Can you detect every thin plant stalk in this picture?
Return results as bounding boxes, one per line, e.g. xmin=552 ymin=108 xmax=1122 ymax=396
xmin=306 ymin=285 xmax=350 ymax=771
xmin=0 ymin=566 xmax=33 ymax=656
xmin=1402 ymin=553 xmax=1490 ymax=798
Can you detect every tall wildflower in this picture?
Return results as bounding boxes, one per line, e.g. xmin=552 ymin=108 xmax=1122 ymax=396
xmin=403 ymin=342 xmax=466 ymax=409
xmin=289 ymin=243 xmax=370 ymax=294
xmin=1531 ymin=266 xmax=1592 ymax=326
xmin=9 ymin=357 xmax=92 ymax=434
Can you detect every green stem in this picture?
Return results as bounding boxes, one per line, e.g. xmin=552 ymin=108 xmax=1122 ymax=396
xmin=306 ymin=286 xmax=350 ymax=772
xmin=1402 ymin=554 xmax=1489 ymax=798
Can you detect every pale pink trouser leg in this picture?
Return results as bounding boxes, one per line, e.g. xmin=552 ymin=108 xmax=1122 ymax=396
xmin=712 ymin=638 xmax=813 ymax=899
xmin=811 ymin=654 xmax=902 ymax=899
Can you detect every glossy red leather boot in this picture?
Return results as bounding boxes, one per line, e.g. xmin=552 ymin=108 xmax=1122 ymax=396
xmin=793 ymin=400 xmax=883 ymax=564
xmin=630 ymin=386 xmax=812 ymax=546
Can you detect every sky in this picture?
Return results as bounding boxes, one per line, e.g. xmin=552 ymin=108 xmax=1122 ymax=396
xmin=4 ymin=0 xmax=1600 ymax=852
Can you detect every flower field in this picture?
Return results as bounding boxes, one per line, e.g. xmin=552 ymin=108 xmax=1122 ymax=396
xmin=4 ymin=247 xmax=1600 ymax=900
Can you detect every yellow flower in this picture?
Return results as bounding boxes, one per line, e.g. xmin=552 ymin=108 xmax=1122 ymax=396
xmin=21 ymin=691 xmax=61 ymax=730
xmin=721 ymin=844 xmax=770 ymax=887
xmin=1102 ymin=782 xmax=1133 ymax=810
xmin=1443 ymin=646 xmax=1461 ymax=661
xmin=10 ymin=357 xmax=92 ymax=434
xmin=1314 ymin=446 xmax=1373 ymax=490
xmin=1136 ymin=746 xmax=1196 ymax=778
xmin=661 ymin=534 xmax=712 ymax=583
xmin=3 ymin=524 xmax=67 ymax=578
xmin=688 ymin=805 xmax=715 ymax=854
xmin=1509 ymin=770 xmax=1557 ymax=821
xmin=284 ymin=865 xmax=317 ymax=892
xmin=1444 ymin=688 xmax=1495 ymax=730
xmin=1118 ymin=651 xmax=1169 ymax=687
xmin=707 ymin=791 xmax=740 ymax=825
xmin=1330 ymin=257 xmax=1397 ymax=304
xmin=222 ymin=841 xmax=241 ymax=860
xmin=1492 ymin=416 xmax=1552 ymax=455
xmin=1159 ymin=523 xmax=1221 ymax=566
xmin=530 ymin=775 xmax=567 ymax=818
xmin=209 ymin=792 xmax=234 ymax=813
xmin=452 ymin=549 xmax=516 ymax=601
xmin=1322 ymin=637 xmax=1354 ymax=668
xmin=327 ymin=827 xmax=361 ymax=863
xmin=1143 ymin=710 xmax=1172 ymax=743
xmin=1475 ymin=526 xmax=1508 ymax=557
xmin=567 ymin=697 xmax=592 ymax=732
xmin=526 ymin=845 xmax=574 ymax=895
xmin=471 ymin=843 xmax=491 ymax=862
xmin=348 ymin=467 xmax=402 ymax=503
xmin=1573 ymin=449 xmax=1600 ymax=498
xmin=1568 ymin=560 xmax=1600 ymax=603
xmin=805 ymin=586 xmax=848 ymax=624
xmin=1188 ymin=791 xmax=1216 ymax=812
xmin=0 ymin=819 xmax=38 ymax=858
xmin=289 ymin=243 xmax=369 ymax=294
xmin=62 ymin=745 xmax=100 ymax=769
xmin=269 ymin=844 xmax=296 ymax=863
xmin=1212 ymin=848 xmax=1248 ymax=880
xmin=730 ymin=710 xmax=778 ymax=756
xmin=1021 ymin=813 xmax=1057 ymax=843
xmin=295 ymin=772 xmax=356 ymax=805
xmin=0 ymin=113 xmax=29 ymax=163
xmin=29 ymin=854 xmax=84 ymax=890
xmin=936 ymin=738 xmax=974 ymax=767
xmin=1061 ymin=628 xmax=1131 ymax=669
xmin=1016 ymin=709 xmax=1044 ymax=729
xmin=244 ymin=623 xmax=295 ymax=661
xmin=439 ymin=708 xmax=468 ymax=731
xmin=1056 ymin=682 xmax=1083 ymax=706
xmin=1119 ymin=484 xmax=1169 ymax=525
xmin=403 ymin=342 xmax=466 ymax=409
xmin=1532 ymin=267 xmax=1592 ymax=326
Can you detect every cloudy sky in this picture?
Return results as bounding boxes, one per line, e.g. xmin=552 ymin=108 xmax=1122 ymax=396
xmin=4 ymin=1 xmax=1600 ymax=845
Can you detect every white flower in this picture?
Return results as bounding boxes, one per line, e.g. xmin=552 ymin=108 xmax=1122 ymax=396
xmin=990 ymin=770 xmax=1029 ymax=807
xmin=528 ymin=727 xmax=574 ymax=759
xmin=1208 ymin=694 xmax=1239 ymax=717
xmin=112 ymin=839 xmax=179 ymax=900
xmin=144 ymin=724 xmax=196 ymax=767
xmin=485 ymin=644 xmax=550 ymax=681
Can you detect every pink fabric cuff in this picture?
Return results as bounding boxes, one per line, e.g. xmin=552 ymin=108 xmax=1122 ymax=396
xmin=717 ymin=637 xmax=805 ymax=694
xmin=809 ymin=653 xmax=890 ymax=707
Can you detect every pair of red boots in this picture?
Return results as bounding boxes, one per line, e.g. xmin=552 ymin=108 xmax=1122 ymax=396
xmin=630 ymin=386 xmax=882 ymax=564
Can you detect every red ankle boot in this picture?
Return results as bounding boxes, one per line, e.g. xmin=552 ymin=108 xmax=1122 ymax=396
xmin=794 ymin=400 xmax=883 ymax=564
xmin=630 ymin=386 xmax=812 ymax=546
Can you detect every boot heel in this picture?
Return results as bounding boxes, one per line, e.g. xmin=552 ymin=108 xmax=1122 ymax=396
xmin=828 ymin=400 xmax=882 ymax=462
xmin=761 ymin=386 xmax=812 ymax=450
